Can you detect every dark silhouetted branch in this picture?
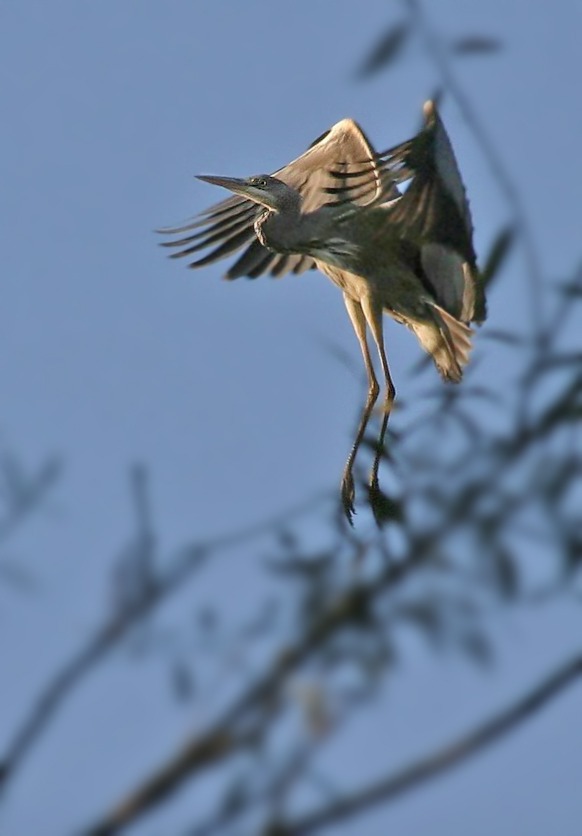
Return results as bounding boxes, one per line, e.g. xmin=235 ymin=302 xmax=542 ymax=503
xmin=267 ymin=651 xmax=582 ymax=835
xmin=0 ymin=486 xmax=329 ymax=792
xmin=78 ymin=548 xmax=436 ymax=836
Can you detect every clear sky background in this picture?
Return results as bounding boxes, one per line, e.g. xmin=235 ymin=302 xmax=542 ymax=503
xmin=1 ymin=1 xmax=582 ymax=834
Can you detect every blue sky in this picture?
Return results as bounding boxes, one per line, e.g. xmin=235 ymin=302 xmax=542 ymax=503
xmin=1 ymin=1 xmax=581 ymax=834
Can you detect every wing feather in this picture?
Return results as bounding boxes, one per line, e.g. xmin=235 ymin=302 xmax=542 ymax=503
xmin=381 ymin=102 xmax=485 ymax=322
xmin=226 ymin=240 xmax=275 ymax=279
xmin=326 ymin=102 xmax=485 ymax=323
xmin=159 ymin=119 xmax=395 ymax=281
xmin=184 ymin=228 xmax=257 ymax=269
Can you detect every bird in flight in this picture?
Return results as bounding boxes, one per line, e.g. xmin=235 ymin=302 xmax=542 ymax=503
xmin=159 ymin=101 xmax=485 ymax=523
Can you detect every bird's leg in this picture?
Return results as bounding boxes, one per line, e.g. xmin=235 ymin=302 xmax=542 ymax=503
xmin=341 ymin=296 xmax=379 ymax=523
xmin=361 ymin=298 xmax=396 ymax=515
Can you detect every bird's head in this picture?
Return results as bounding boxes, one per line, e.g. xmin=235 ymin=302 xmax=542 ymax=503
xmin=196 ymin=173 xmax=299 ymax=214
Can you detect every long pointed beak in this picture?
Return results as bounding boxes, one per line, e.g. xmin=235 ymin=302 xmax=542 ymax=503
xmin=196 ymin=174 xmax=252 ymax=196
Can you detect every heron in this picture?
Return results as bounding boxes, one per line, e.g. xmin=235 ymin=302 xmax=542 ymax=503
xmin=159 ymin=101 xmax=485 ymax=523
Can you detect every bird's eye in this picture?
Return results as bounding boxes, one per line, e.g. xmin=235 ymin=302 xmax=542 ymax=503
xmin=254 ymin=178 xmax=267 ymax=188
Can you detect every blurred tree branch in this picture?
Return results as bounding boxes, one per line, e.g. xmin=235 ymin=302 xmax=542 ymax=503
xmin=77 ymin=367 xmax=582 ymax=833
xmin=0 ymin=454 xmax=61 ymax=558
xmin=0 ymin=454 xmax=61 ymax=594
xmin=0 ymin=480 xmax=328 ymax=790
xmin=80 ymin=647 xmax=582 ymax=835
xmin=266 ymin=651 xmax=582 ymax=836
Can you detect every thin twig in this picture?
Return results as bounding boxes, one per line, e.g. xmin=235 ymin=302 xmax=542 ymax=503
xmin=0 ymin=456 xmax=61 ymax=546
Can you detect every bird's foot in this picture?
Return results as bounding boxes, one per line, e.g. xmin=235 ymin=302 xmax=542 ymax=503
xmin=340 ymin=471 xmax=356 ymax=526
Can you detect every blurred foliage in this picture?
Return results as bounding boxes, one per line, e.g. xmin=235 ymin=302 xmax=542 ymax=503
xmin=64 ymin=207 xmax=582 ymax=836
xmin=354 ymin=21 xmax=412 ymax=79
xmin=0 ymin=453 xmax=61 ymax=594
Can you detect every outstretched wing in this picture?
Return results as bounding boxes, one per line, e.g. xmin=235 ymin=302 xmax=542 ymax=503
xmin=331 ymin=101 xmax=486 ymax=323
xmin=381 ymin=101 xmax=485 ymax=322
xmin=159 ymin=120 xmax=396 ymax=280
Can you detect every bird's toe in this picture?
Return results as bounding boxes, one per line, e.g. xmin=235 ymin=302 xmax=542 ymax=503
xmin=340 ymin=472 xmax=356 ymax=525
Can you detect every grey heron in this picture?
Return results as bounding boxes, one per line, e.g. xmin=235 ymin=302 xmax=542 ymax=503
xmin=159 ymin=101 xmax=485 ymax=523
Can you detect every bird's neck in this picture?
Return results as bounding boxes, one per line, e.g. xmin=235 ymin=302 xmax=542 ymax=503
xmin=255 ymin=206 xmax=306 ymax=254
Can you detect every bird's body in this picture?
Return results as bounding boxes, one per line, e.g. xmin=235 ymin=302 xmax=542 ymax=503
xmin=254 ymin=172 xmax=477 ymax=383
xmin=160 ymin=101 xmax=485 ymax=521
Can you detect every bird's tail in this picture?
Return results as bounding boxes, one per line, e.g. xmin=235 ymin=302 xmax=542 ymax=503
xmin=409 ymin=304 xmax=474 ymax=383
